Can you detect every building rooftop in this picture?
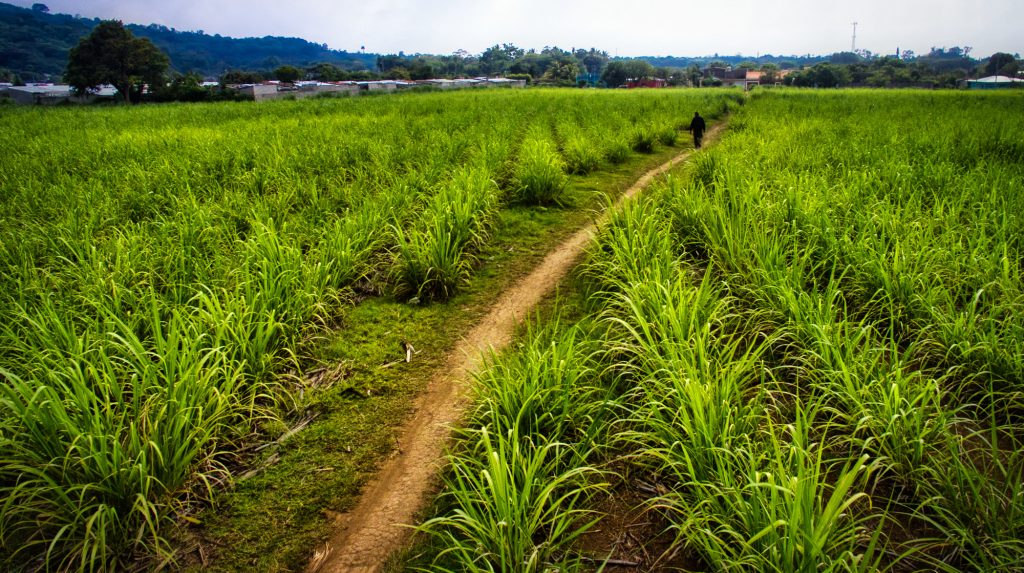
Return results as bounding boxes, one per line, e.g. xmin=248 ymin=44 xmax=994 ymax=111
xmin=971 ymin=75 xmax=1024 ymax=83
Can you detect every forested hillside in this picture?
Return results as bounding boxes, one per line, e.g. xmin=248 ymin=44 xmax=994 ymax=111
xmin=0 ymin=2 xmax=375 ymax=81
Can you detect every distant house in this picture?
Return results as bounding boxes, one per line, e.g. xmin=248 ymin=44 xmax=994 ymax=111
xmin=233 ymin=81 xmax=359 ymax=101
xmin=357 ymin=80 xmax=398 ymax=92
xmin=701 ymin=67 xmax=789 ymax=89
xmin=967 ymin=75 xmax=1024 ymax=89
xmin=2 ymin=84 xmax=71 ymax=105
xmin=420 ymin=78 xmax=457 ymax=90
xmin=704 ymin=68 xmax=759 ymax=89
xmin=760 ymin=69 xmax=793 ymax=86
xmin=479 ymin=77 xmax=526 ymax=88
xmin=419 ymin=77 xmax=525 ymax=89
xmin=626 ymin=78 xmax=668 ymax=88
xmin=225 ymin=76 xmax=523 ymax=102
xmin=302 ymin=81 xmax=362 ymax=96
xmin=0 ymin=83 xmax=117 ymax=105
xmin=235 ymin=83 xmax=279 ymax=101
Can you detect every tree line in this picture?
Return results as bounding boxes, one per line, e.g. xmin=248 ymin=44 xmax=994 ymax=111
xmin=785 ymin=48 xmax=1021 ymax=88
xmin=34 ymin=14 xmax=1024 ymax=104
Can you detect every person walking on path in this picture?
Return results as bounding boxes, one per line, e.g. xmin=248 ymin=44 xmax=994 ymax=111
xmin=688 ymin=111 xmax=706 ymax=149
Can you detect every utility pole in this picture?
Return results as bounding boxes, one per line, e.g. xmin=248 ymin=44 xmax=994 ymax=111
xmin=851 ymin=22 xmax=858 ymax=53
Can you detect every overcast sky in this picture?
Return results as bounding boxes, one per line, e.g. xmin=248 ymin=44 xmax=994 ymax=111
xmin=12 ymin=0 xmax=1021 ymax=58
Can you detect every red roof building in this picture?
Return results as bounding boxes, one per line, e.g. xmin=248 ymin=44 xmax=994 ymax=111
xmin=626 ymin=78 xmax=668 ymax=88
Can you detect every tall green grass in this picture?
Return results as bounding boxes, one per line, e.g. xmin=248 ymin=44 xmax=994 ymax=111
xmin=392 ymin=167 xmax=499 ymax=300
xmin=0 ymin=303 xmax=257 ymax=570
xmin=513 ymin=137 xmax=569 ymax=205
xmin=0 ymin=88 xmax=741 ymax=569
xmin=416 ymin=323 xmax=610 ymax=571
xmin=418 ymin=90 xmax=1024 ymax=572
xmin=650 ymin=90 xmax=1024 ymax=569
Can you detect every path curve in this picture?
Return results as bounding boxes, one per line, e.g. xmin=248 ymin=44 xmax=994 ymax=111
xmin=309 ymin=123 xmax=725 ymax=573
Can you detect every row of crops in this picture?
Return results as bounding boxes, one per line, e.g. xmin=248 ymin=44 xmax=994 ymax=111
xmin=416 ymin=90 xmax=1024 ymax=571
xmin=0 ymin=89 xmax=739 ymax=570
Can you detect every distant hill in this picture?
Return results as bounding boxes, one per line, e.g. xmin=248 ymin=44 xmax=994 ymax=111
xmin=0 ymin=2 xmax=376 ymax=81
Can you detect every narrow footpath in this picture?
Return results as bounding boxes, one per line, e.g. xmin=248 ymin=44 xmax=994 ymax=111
xmin=310 ymin=123 xmax=726 ymax=573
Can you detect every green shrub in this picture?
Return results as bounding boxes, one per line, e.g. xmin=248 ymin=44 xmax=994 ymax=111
xmin=629 ymin=124 xmax=656 ymax=153
xmin=391 ymin=220 xmax=471 ymax=302
xmin=657 ymin=124 xmax=677 ymax=146
xmin=416 ymin=428 xmax=604 ymax=573
xmin=416 ymin=324 xmax=609 ymax=572
xmin=0 ymin=305 xmax=261 ymax=572
xmin=391 ymin=167 xmax=499 ymax=301
xmin=513 ymin=138 xmax=568 ymax=205
xmin=603 ymin=137 xmax=631 ymax=164
xmin=562 ymin=134 xmax=602 ymax=174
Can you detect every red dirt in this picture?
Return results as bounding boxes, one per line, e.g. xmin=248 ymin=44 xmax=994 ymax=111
xmin=309 ymin=124 xmax=725 ymax=573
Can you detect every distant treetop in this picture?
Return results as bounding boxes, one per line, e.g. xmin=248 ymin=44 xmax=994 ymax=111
xmin=65 ymin=20 xmax=169 ymax=103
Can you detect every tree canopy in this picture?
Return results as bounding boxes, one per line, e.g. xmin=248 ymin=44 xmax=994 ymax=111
xmin=273 ymin=64 xmax=301 ymax=83
xmin=601 ymin=60 xmax=655 ymax=87
xmin=65 ymin=20 xmax=169 ymax=103
xmin=983 ymin=52 xmax=1019 ymax=77
xmin=789 ymin=62 xmax=852 ymax=88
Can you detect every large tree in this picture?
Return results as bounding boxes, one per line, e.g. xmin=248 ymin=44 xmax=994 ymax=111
xmin=65 ymin=20 xmax=169 ymax=104
xmin=601 ymin=59 xmax=656 ymax=87
xmin=574 ymin=48 xmax=609 ymax=76
xmin=308 ymin=63 xmax=345 ymax=81
xmin=982 ymin=52 xmax=1019 ymax=77
xmin=686 ymin=63 xmax=702 ymax=86
xmin=789 ymin=63 xmax=851 ymax=88
xmin=601 ymin=61 xmax=629 ymax=87
xmin=624 ymin=60 xmax=655 ymax=81
xmin=539 ymin=59 xmax=580 ymax=86
xmin=478 ymin=44 xmax=522 ymax=77
xmin=273 ymin=65 xmax=302 ymax=83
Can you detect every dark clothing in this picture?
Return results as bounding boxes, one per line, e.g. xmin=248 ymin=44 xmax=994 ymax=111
xmin=689 ymin=114 xmax=706 ymax=149
xmin=689 ymin=115 xmax=706 ymax=135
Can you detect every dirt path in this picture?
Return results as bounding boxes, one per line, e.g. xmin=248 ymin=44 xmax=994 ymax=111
xmin=309 ymin=124 xmax=725 ymax=573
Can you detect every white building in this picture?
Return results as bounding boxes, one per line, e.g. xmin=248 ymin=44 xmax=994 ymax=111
xmin=0 ymin=84 xmax=117 ymax=105
xmin=967 ymin=75 xmax=1024 ymax=89
xmin=235 ymin=82 xmax=360 ymax=101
